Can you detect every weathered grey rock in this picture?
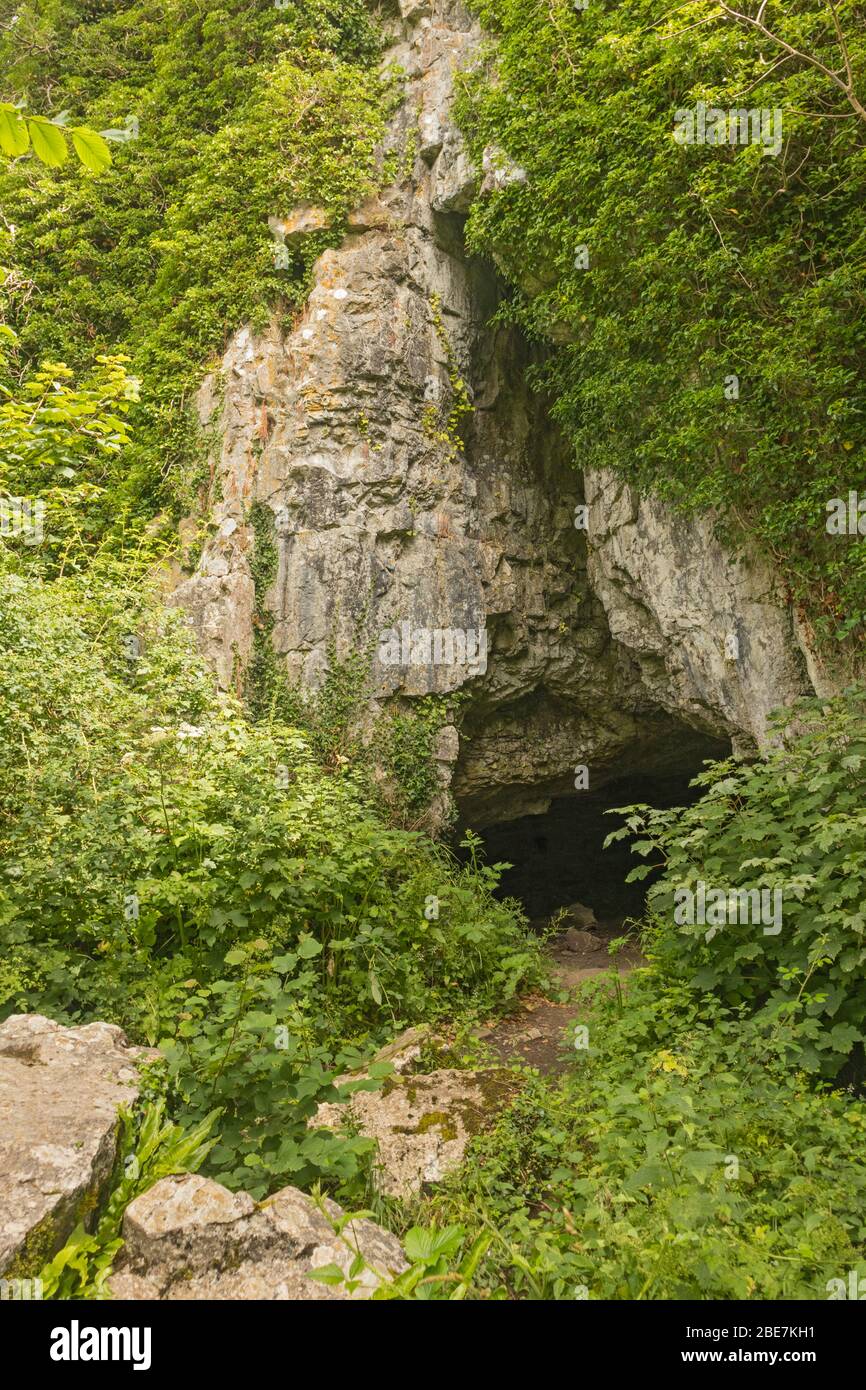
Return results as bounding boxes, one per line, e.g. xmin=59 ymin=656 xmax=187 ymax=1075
xmin=562 ymin=901 xmax=599 ymax=931
xmin=563 ymin=928 xmax=605 ymax=954
xmin=109 ymin=1174 xmax=407 ymax=1300
xmin=400 ymin=0 xmax=433 ymax=20
xmin=312 ymin=1069 xmax=512 ymax=1198
xmin=480 ymin=144 xmax=528 ymax=195
xmin=431 ymin=127 xmax=477 ymax=211
xmin=584 ymin=469 xmax=813 ymax=753
xmin=347 ymin=196 xmax=393 ymax=232
xmin=0 ymin=1014 xmax=157 ymax=1276
xmin=171 ymin=0 xmax=822 ymax=829
xmin=268 ymin=204 xmax=331 ymax=244
xmin=561 ymin=906 xmax=594 ymax=928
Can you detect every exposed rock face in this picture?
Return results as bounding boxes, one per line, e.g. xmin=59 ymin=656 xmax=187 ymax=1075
xmin=312 ymin=1068 xmax=512 ymax=1199
xmin=585 ymin=470 xmax=813 ymax=754
xmin=171 ymin=0 xmax=820 ymax=827
xmin=0 ymin=1015 xmax=156 ymax=1276
xmin=109 ymin=1174 xmax=407 ymax=1300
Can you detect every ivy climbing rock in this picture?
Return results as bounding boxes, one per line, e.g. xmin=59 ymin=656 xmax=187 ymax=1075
xmin=172 ymin=0 xmax=823 ymax=829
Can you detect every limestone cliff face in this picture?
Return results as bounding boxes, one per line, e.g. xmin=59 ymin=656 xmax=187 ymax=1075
xmin=171 ymin=0 xmax=821 ymax=827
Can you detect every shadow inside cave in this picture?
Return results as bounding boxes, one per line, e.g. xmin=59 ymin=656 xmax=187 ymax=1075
xmin=459 ymin=740 xmax=731 ymax=925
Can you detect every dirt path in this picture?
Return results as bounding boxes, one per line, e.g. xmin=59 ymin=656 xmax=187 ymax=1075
xmin=479 ymin=924 xmax=645 ymax=1075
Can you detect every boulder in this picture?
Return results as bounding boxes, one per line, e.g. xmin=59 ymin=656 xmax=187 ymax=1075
xmin=480 ymin=145 xmax=528 ymax=195
xmin=0 ymin=1014 xmax=157 ymax=1276
xmin=399 ymin=0 xmax=432 ymax=21
xmin=563 ymin=927 xmax=606 ymax=954
xmin=347 ymin=196 xmax=393 ymax=232
xmin=268 ymin=204 xmax=331 ymax=244
xmin=312 ymin=1069 xmax=513 ymax=1199
xmin=108 ymin=1174 xmax=407 ymax=1300
xmin=562 ymin=901 xmax=599 ymax=930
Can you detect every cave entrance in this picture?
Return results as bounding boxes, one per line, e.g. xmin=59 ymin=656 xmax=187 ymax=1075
xmin=461 ymin=738 xmax=730 ymax=928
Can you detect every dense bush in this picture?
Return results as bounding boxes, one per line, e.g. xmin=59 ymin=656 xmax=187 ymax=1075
xmin=0 ymin=569 xmax=544 ymax=1192
xmin=422 ymin=978 xmax=866 ymax=1299
xmin=456 ymin=0 xmax=866 ymax=642
xmin=610 ymin=690 xmax=866 ymax=1076
xmin=0 ymin=0 xmax=388 ymax=527
xmin=0 ymin=327 xmax=139 ymax=574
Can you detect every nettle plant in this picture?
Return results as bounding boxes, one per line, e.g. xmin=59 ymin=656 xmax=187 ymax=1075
xmin=608 ymin=689 xmax=866 ymax=1076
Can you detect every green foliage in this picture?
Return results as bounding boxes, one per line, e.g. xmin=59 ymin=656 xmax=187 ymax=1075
xmin=609 ymin=689 xmax=866 ymax=1075
xmin=424 ymin=293 xmax=474 ymax=462
xmin=0 ymin=327 xmax=140 ymax=575
xmin=39 ymin=1099 xmax=218 ymax=1299
xmin=0 ymin=0 xmax=389 ymax=530
xmin=456 ymin=0 xmax=866 ymax=642
xmin=373 ymin=697 xmax=456 ymax=828
xmin=0 ymin=102 xmax=112 ymax=171
xmin=246 ymin=499 xmax=282 ymax=721
xmin=308 ymin=1211 xmax=491 ymax=1299
xmin=421 ymin=978 xmax=866 ymax=1300
xmin=0 ymin=569 xmax=544 ymax=1195
xmin=159 ymin=937 xmax=379 ymax=1197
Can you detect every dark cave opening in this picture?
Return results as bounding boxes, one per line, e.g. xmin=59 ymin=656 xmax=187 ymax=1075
xmin=461 ymin=744 xmax=731 ymax=927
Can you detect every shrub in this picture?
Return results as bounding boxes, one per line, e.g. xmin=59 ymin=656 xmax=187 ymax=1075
xmin=421 ymin=978 xmax=866 ymax=1299
xmin=0 ymin=569 xmax=544 ymax=1193
xmin=609 ymin=689 xmax=866 ymax=1075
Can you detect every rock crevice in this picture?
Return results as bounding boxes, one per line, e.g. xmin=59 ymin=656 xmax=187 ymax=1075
xmin=171 ymin=0 xmax=819 ymax=827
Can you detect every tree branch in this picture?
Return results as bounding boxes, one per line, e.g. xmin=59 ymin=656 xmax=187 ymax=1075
xmin=716 ymin=0 xmax=866 ymax=124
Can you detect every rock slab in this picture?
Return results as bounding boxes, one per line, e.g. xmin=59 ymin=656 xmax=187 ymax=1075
xmin=109 ymin=1173 xmax=407 ymax=1300
xmin=0 ymin=1014 xmax=156 ymax=1275
xmin=313 ymin=1068 xmax=512 ymax=1199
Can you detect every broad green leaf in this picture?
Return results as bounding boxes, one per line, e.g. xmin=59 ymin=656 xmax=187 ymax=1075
xmin=27 ymin=117 xmax=68 ymax=167
xmin=296 ymin=934 xmax=323 ymax=959
xmin=0 ymin=106 xmax=29 ymax=157
xmin=71 ymin=126 xmax=112 ymax=172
